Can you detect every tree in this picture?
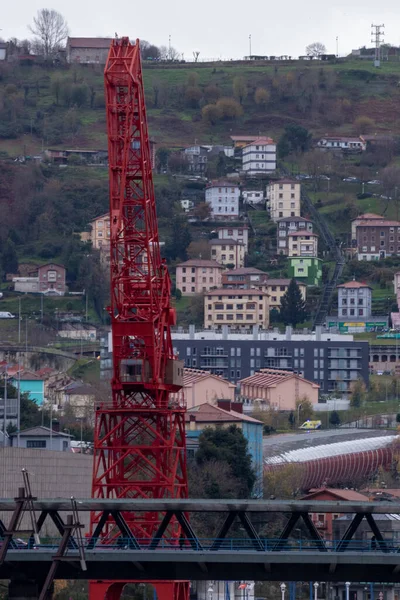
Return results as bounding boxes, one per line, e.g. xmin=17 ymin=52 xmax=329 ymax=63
xmin=329 ymin=410 xmax=341 ymax=427
xmin=232 ymin=76 xmax=248 ymax=104
xmin=353 ymin=115 xmax=375 ymax=134
xmin=254 ymin=87 xmax=270 ymax=107
xmin=156 ymin=147 xmax=170 ymax=172
xmin=164 ymin=215 xmax=192 ymax=261
xmin=204 ymin=84 xmax=221 ymax=103
xmin=196 ymin=425 xmax=256 ymax=497
xmin=279 ymin=278 xmax=307 ymax=327
xmin=350 ymin=379 xmax=366 ymax=408
xmin=1 ymin=238 xmax=18 ymax=276
xmin=216 ymin=97 xmax=243 ymax=120
xmin=29 ymin=9 xmax=69 ymax=58
xmin=277 ymin=124 xmax=312 ymax=158
xmin=296 ymin=397 xmax=314 ymax=423
xmin=306 ymin=42 xmax=327 ymax=57
xmin=202 ymin=103 xmax=222 ymax=125
xmin=396 ymin=413 xmax=400 ymax=424
xmin=186 ymin=239 xmax=211 ymax=259
xmin=193 ymin=202 xmax=212 ymax=221
xmin=184 ymin=86 xmax=202 ymax=108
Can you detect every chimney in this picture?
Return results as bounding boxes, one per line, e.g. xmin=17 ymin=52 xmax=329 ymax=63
xmin=315 ymin=325 xmax=322 ymax=341
xmin=252 ymin=325 xmax=259 ymax=340
xmin=222 ymin=325 xmax=228 ymax=340
xmin=189 ymin=324 xmax=195 ymax=339
xmin=285 ymin=326 xmax=292 ymax=340
xmin=52 ymin=420 xmax=60 ymax=433
xmin=189 ymin=414 xmax=196 ymax=431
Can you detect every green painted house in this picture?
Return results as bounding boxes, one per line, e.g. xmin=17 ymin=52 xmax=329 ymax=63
xmin=288 ymin=257 xmax=322 ymax=286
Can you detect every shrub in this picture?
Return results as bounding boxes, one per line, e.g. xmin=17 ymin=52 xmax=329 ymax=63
xmin=201 ymin=103 xmax=222 ymax=125
xmin=353 ymin=115 xmax=375 ymax=134
xmin=216 ymin=97 xmax=243 ymax=119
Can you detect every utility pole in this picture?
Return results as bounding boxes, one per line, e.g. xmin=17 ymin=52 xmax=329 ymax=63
xmin=40 ymin=294 xmax=43 ymax=324
xmin=336 ymin=36 xmax=339 ymax=57
xmin=168 ymin=34 xmax=171 ymax=60
xmin=18 ymin=298 xmax=21 ymax=344
xmin=371 ymin=24 xmax=385 ymax=67
xmin=3 ymin=368 xmax=7 ymax=448
xmin=249 ymin=34 xmax=252 ymax=58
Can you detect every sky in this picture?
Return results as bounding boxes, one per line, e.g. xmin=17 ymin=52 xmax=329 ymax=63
xmin=2 ymin=0 xmax=399 ymax=61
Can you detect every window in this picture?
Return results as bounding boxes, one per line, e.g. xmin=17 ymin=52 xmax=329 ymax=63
xmin=236 ymin=314 xmax=243 ymax=320
xmin=27 ymin=440 xmax=46 ymax=448
xmin=47 ymin=270 xmax=57 ymax=282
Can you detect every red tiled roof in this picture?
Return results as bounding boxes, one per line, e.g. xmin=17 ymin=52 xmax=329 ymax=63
xmin=356 ymin=219 xmax=400 ymax=227
xmin=230 ymin=135 xmax=260 ymax=142
xmin=354 ymin=213 xmax=382 ymax=220
xmin=224 ymin=267 xmax=268 ymax=276
xmin=267 ymin=278 xmax=306 ymax=287
xmin=182 ymin=368 xmax=234 ymax=388
xmin=176 ymin=259 xmax=224 ymax=268
xmin=185 ymin=402 xmax=263 ymax=424
xmin=206 ymin=288 xmax=268 ymax=296
xmin=243 ymin=136 xmax=275 ymax=147
xmin=302 ymin=487 xmax=369 ymax=501
xmin=239 ymin=368 xmax=319 ymax=388
xmin=337 ymin=281 xmax=371 ymax=289
xmin=67 ymin=37 xmax=112 ymax=49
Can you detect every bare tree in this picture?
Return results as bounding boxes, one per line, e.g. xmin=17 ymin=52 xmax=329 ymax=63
xmin=306 ymin=42 xmax=327 ymax=57
xmin=29 ymin=9 xmax=69 ymax=58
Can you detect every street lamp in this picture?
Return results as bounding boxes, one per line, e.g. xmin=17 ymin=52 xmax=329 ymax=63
xmin=345 ymin=582 xmax=350 ymax=600
xmin=280 ymin=583 xmax=287 ymax=600
xmin=297 ymin=403 xmax=303 ymax=426
xmin=314 ymin=582 xmax=319 ymax=600
xmin=207 ymin=584 xmax=214 ymax=600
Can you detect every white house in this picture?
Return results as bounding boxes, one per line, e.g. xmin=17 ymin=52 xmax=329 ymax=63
xmin=242 ymin=137 xmax=276 ymax=174
xmin=242 ymin=190 xmax=265 ymax=205
xmin=0 ymin=43 xmax=7 ymax=61
xmin=181 ymin=199 xmax=194 ymax=212
xmin=217 ymin=226 xmax=249 ymax=252
xmin=317 ymin=136 xmax=366 ymax=151
xmin=205 ymin=181 xmax=240 ymax=220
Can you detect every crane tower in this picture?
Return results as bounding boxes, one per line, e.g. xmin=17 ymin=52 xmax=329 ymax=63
xmin=89 ymin=37 xmax=189 ymax=600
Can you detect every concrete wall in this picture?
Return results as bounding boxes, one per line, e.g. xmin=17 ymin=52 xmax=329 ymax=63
xmin=0 ymin=448 xmax=93 ymax=535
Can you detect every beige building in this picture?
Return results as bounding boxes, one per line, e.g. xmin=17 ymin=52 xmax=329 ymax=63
xmin=88 ymin=213 xmax=110 ymax=250
xmin=176 ymin=259 xmax=224 ymax=296
xmin=217 ymin=226 xmax=249 ymax=252
xmin=204 ymin=289 xmax=269 ymax=329
xmin=170 ymin=369 xmax=235 ymax=408
xmin=209 ymin=239 xmax=245 ymax=268
xmin=266 ymin=279 xmax=307 ymax=310
xmin=288 ymin=231 xmax=319 ymax=257
xmin=266 ymin=179 xmax=301 ymax=221
xmin=239 ymin=368 xmax=319 ymax=412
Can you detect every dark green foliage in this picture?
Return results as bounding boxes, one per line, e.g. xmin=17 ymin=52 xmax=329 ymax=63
xmin=196 ymin=425 xmax=256 ymax=497
xmin=1 ymin=238 xmax=18 ymax=276
xmin=164 ymin=215 xmax=192 ymax=261
xmin=279 ymin=278 xmax=308 ymax=327
xmin=277 ymin=124 xmax=312 ymax=158
xmin=329 ymin=410 xmax=341 ymax=427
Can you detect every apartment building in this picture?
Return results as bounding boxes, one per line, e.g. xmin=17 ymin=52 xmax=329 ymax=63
xmin=222 ymin=267 xmax=269 ymax=290
xmin=288 ymin=257 xmax=323 ymax=286
xmin=337 ymin=281 xmax=372 ymax=319
xmin=86 ymin=213 xmax=110 ymax=250
xmin=172 ymin=326 xmax=369 ymax=392
xmin=205 ymin=181 xmax=240 ymax=219
xmin=183 ymin=145 xmax=208 ymax=174
xmin=351 ymin=213 xmax=382 ymax=244
xmin=242 ymin=190 xmax=265 ymax=205
xmin=204 ymin=289 xmax=270 ymax=330
xmin=317 ymin=135 xmax=366 ymax=152
xmin=217 ymin=226 xmax=249 ymax=252
xmin=266 ymin=278 xmax=307 ymax=309
xmin=242 ymin=137 xmax=276 ymax=174
xmin=209 ymin=239 xmax=245 ymax=268
xmin=175 ymin=259 xmax=224 ymax=296
xmin=277 ymin=216 xmax=313 ymax=255
xmin=288 ymin=231 xmax=319 ymax=257
xmin=266 ymin=179 xmax=301 ymax=221
xmin=355 ymin=218 xmax=400 ymax=260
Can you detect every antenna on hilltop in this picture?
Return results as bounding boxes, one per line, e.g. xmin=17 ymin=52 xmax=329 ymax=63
xmin=371 ymin=23 xmax=385 ymax=67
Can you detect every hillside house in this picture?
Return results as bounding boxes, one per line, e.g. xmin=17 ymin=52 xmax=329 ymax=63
xmin=44 ymin=148 xmax=108 ymax=164
xmin=355 ymin=218 xmax=400 ymax=260
xmin=351 ymin=213 xmax=382 ymax=245
xmin=205 ymin=181 xmax=240 ymax=219
xmin=0 ymin=43 xmax=7 ymax=61
xmin=230 ymin=135 xmax=260 ymax=149
xmin=239 ymin=368 xmax=319 ymax=411
xmin=176 ymin=259 xmax=224 ymax=296
xmin=266 ymin=279 xmax=307 ymax=310
xmin=337 ymin=281 xmax=372 ymax=319
xmin=266 ymin=179 xmax=301 ymax=221
xmin=183 ymin=145 xmax=208 ymax=174
xmin=242 ymin=137 xmax=276 ymax=174
xmin=217 ymin=226 xmax=249 ymax=252
xmin=13 ymin=263 xmax=66 ymax=295
xmin=9 ymin=426 xmax=72 ymax=452
xmin=277 ymin=216 xmax=313 ymax=255
xmin=242 ymin=190 xmax=265 ymax=205
xmin=170 ymin=369 xmax=235 ymax=407
xmin=204 ymin=289 xmax=270 ymax=330
xmin=288 ymin=257 xmax=322 ymax=286
xmin=317 ymin=135 xmax=366 ymax=152
xmin=209 ymin=239 xmax=245 ymax=268
xmin=288 ymin=231 xmax=319 ymax=257
xmin=222 ymin=267 xmax=269 ymax=291
xmin=11 ymin=370 xmax=45 ymax=405
xmin=66 ymin=37 xmax=112 ymax=63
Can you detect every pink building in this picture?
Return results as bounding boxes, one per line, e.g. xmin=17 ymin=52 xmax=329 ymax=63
xmin=239 ymin=368 xmax=319 ymax=412
xmin=38 ymin=263 xmax=66 ymax=296
xmin=170 ymin=369 xmax=235 ymax=408
xmin=176 ymin=259 xmax=224 ymax=296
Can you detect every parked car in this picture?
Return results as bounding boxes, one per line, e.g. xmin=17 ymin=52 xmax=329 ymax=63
xmin=367 ymin=180 xmax=381 ymax=185
xmin=0 ymin=312 xmax=15 ymax=319
xmin=342 ymin=177 xmax=360 ymax=183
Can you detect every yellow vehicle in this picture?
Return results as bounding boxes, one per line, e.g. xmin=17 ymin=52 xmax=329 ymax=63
xmin=299 ymin=420 xmax=322 ymax=430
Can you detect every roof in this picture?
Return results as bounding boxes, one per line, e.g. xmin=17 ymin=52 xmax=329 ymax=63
xmin=267 ymin=278 xmax=307 ymax=287
xmin=230 ymin=135 xmax=260 ymax=142
xmin=38 ymin=263 xmax=66 ymax=270
xmin=209 ymin=238 xmax=245 ymax=246
xmin=207 ymin=180 xmax=240 ymax=188
xmin=11 ymin=370 xmax=42 ymax=381
xmin=356 ymin=219 xmax=400 ymax=227
xmin=337 ymin=281 xmax=372 ymax=289
xmin=302 ymin=487 xmax=369 ymax=501
xmin=176 ymin=259 xmax=224 ymax=269
xmin=277 ymin=216 xmax=312 ymax=223
xmin=9 ymin=426 xmax=72 ymax=438
xmin=67 ymin=37 xmax=112 ymax=49
xmin=319 ymin=135 xmax=363 ymax=142
xmin=36 ymin=367 xmax=57 ymax=377
xmin=63 ymin=382 xmax=95 ymax=395
xmin=217 ymin=225 xmax=249 ymax=230
xmin=353 ymin=213 xmax=382 ymax=220
xmin=288 ymin=231 xmax=318 ymax=237
xmin=91 ymin=213 xmax=109 ymax=223
xmin=243 ymin=137 xmax=275 ymax=148
xmin=268 ymin=179 xmax=299 ymax=185
xmin=186 ymin=401 xmax=263 ymax=425
xmin=240 ymin=368 xmax=319 ymax=389
xmin=182 ymin=368 xmax=235 ymax=388
xmin=224 ymin=267 xmax=268 ymax=276
xmin=206 ymin=288 xmax=268 ymax=296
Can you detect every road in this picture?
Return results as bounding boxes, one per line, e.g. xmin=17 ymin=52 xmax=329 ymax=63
xmin=263 ymin=428 xmax=394 ymax=458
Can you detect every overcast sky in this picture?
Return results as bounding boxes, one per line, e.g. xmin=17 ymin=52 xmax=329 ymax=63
xmin=2 ymin=0 xmax=399 ymax=60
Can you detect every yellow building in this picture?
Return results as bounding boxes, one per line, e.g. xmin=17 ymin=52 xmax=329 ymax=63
xmin=204 ymin=289 xmax=269 ymax=330
xmin=266 ymin=179 xmax=301 ymax=221
xmin=209 ymin=239 xmax=245 ymax=268
xmin=266 ymin=279 xmax=307 ymax=310
xmin=287 ymin=232 xmax=319 ymax=257
xmin=88 ymin=213 xmax=110 ymax=250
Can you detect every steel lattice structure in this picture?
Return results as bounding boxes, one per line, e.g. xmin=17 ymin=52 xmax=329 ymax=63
xmin=89 ymin=37 xmax=188 ymax=600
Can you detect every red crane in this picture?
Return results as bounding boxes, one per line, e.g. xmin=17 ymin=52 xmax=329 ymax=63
xmin=89 ymin=37 xmax=189 ymax=600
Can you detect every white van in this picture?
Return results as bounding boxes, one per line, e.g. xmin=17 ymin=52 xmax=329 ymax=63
xmin=0 ymin=312 xmax=15 ymax=319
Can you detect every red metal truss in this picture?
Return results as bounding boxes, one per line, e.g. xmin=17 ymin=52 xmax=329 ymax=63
xmin=89 ymin=38 xmax=188 ymax=600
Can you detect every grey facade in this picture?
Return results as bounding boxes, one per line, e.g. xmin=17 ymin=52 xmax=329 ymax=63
xmin=183 ymin=146 xmax=208 ymax=174
xmin=337 ymin=283 xmax=372 ymax=319
xmin=66 ymin=37 xmax=112 ymax=64
xmin=277 ymin=216 xmax=313 ymax=255
xmin=9 ymin=426 xmax=72 ymax=451
xmin=172 ymin=331 xmax=369 ymax=394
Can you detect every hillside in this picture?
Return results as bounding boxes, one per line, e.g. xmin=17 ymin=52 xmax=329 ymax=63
xmin=1 ymin=59 xmax=400 ymax=156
